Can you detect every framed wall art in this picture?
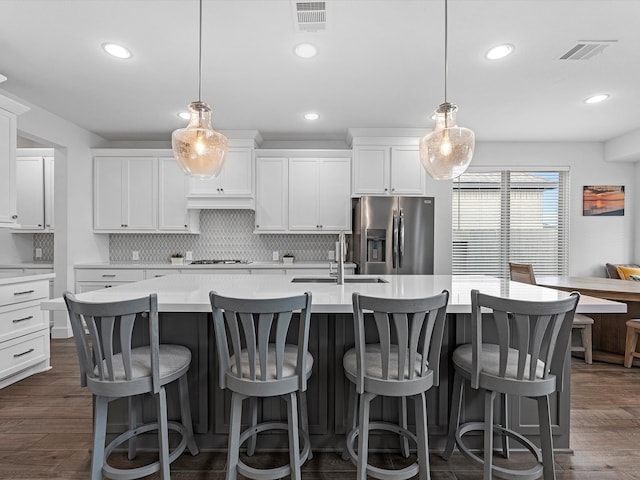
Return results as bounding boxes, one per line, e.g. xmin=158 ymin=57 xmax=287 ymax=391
xmin=583 ymin=185 xmax=625 ymax=216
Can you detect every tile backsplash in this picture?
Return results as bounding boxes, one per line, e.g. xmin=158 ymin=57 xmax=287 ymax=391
xmin=110 ymin=210 xmax=339 ymax=263
xmin=33 ymin=233 xmax=54 ymax=262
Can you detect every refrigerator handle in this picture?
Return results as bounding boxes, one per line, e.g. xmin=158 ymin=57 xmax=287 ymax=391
xmin=392 ymin=209 xmax=398 ymax=269
xmin=399 ymin=208 xmax=405 ymax=268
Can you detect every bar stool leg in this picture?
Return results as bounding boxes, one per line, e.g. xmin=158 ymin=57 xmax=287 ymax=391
xmin=226 ymin=392 xmax=244 ymax=480
xmin=537 ymin=394 xmax=556 ymax=480
xmin=92 ymin=396 xmax=109 ymax=480
xmin=442 ymin=372 xmax=463 ymax=460
xmin=483 ymin=390 xmax=496 ymax=480
xmin=156 ymin=386 xmax=170 ymax=480
xmin=413 ymin=392 xmax=430 ymax=480
xmin=399 ymin=396 xmax=410 ymax=458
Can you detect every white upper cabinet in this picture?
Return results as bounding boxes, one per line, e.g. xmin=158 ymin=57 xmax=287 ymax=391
xmin=254 ymin=150 xmax=351 ymax=234
xmin=352 ymin=145 xmax=425 ymax=196
xmin=289 ymin=157 xmax=351 ymax=232
xmin=44 ymin=156 xmax=54 ymax=230
xmin=93 ymin=156 xmax=158 ymax=231
xmin=255 ymin=157 xmax=288 ymax=232
xmin=0 ymin=97 xmax=29 ymax=228
xmin=15 ymin=156 xmax=46 ymax=230
xmin=187 ymin=147 xmax=254 ymax=209
xmin=158 ymin=157 xmax=191 ymax=231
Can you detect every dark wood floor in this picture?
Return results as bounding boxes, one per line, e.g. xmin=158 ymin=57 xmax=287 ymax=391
xmin=1 ymin=339 xmax=639 ymax=479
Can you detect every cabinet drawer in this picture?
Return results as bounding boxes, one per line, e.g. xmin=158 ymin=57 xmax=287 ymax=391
xmin=0 ymin=330 xmax=49 ymax=381
xmin=0 ymin=304 xmax=47 ymax=342
xmin=145 ymin=269 xmax=182 ymax=279
xmin=0 ymin=281 xmax=48 ymax=306
xmin=76 ymin=269 xmax=145 ymax=282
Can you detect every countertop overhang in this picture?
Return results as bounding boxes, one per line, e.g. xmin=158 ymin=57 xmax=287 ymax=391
xmin=41 ymin=274 xmax=625 ymax=315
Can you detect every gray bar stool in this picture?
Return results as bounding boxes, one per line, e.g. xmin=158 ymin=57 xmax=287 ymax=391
xmin=210 ymin=291 xmax=313 ymax=480
xmin=342 ymin=290 xmax=449 ymax=480
xmin=63 ymin=292 xmax=199 ymax=480
xmin=442 ymin=289 xmax=580 ymax=480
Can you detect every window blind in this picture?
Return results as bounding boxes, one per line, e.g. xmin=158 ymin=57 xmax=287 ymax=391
xmin=452 ymin=170 xmax=569 ymax=278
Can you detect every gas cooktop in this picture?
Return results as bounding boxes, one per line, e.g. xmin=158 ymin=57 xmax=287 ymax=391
xmin=189 ymin=259 xmax=251 ymax=265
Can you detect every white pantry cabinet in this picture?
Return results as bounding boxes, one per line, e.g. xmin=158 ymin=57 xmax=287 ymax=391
xmin=186 ymin=147 xmax=255 ymax=209
xmin=0 ymin=96 xmax=29 ymax=228
xmin=94 ymin=156 xmax=158 ymax=231
xmin=289 ymin=157 xmax=351 ymax=232
xmin=254 ymin=150 xmax=352 ymax=234
xmin=352 ymin=145 xmax=425 ymax=196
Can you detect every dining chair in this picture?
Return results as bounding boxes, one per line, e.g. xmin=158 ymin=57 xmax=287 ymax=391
xmin=509 ymin=262 xmax=593 ymax=364
xmin=443 ymin=289 xmax=580 ymax=479
xmin=63 ymin=291 xmax=199 ymax=480
xmin=210 ymin=291 xmax=313 ymax=480
xmin=342 ymin=290 xmax=449 ymax=480
xmin=624 ymin=319 xmax=640 ymax=367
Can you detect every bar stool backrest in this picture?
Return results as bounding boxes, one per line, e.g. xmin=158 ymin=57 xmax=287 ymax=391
xmin=470 ymin=289 xmax=580 ymax=391
xmin=63 ymin=292 xmax=161 ymax=394
xmin=351 ymin=291 xmax=449 ymax=394
xmin=210 ymin=292 xmax=313 ymax=394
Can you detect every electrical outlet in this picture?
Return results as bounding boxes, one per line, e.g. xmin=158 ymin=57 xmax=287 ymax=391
xmin=132 ymin=251 xmax=139 ymax=261
xmin=272 ymin=251 xmax=279 ymax=261
xmin=185 ymin=251 xmax=193 ymax=261
xmin=35 ymin=248 xmax=42 ymax=259
xmin=328 ymin=250 xmax=335 ymax=260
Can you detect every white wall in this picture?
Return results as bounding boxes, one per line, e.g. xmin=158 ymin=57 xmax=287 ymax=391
xmin=0 ymin=89 xmax=110 ymax=336
xmin=453 ymin=141 xmax=636 ymax=277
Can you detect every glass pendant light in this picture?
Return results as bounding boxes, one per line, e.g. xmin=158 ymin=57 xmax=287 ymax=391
xmin=172 ymin=0 xmax=228 ymax=178
xmin=419 ymin=0 xmax=474 ymax=180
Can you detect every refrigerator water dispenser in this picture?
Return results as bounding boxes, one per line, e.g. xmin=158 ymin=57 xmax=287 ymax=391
xmin=366 ymin=229 xmax=386 ymax=263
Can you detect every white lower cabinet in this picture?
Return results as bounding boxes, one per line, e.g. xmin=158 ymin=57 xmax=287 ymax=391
xmin=0 ymin=277 xmax=51 ymax=389
xmin=75 ymin=268 xmax=145 ymax=293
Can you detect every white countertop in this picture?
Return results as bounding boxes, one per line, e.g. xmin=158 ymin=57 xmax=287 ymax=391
xmin=41 ymin=273 xmax=625 ymax=314
xmin=0 ymin=272 xmax=55 ymax=285
xmin=74 ymin=262 xmax=355 ymax=270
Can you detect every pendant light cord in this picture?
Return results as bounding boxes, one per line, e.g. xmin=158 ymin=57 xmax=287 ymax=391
xmin=444 ymin=0 xmax=448 ymax=104
xmin=198 ymin=0 xmax=203 ymax=102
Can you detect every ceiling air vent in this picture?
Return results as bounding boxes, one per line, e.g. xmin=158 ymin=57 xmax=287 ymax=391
xmin=559 ymin=40 xmax=617 ymax=60
xmin=292 ymin=1 xmax=327 ymax=31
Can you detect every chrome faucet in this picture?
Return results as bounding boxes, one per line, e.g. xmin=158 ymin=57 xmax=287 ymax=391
xmin=330 ymin=231 xmax=346 ymax=285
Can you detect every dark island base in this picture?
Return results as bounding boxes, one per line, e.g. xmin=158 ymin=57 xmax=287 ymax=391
xmin=104 ymin=312 xmax=571 ymax=453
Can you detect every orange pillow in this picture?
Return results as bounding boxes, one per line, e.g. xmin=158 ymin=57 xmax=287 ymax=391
xmin=616 ymin=265 xmax=640 ymax=281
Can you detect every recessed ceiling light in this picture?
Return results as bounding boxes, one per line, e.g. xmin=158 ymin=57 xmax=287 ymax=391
xmin=177 ymin=111 xmax=191 ymax=120
xmin=486 ymin=44 xmax=514 ymax=60
xmin=294 ymin=43 xmax=318 ymax=59
xmin=304 ymin=112 xmax=320 ymax=121
xmin=102 ymin=42 xmax=132 ymax=59
xmin=584 ymin=94 xmax=610 ymax=104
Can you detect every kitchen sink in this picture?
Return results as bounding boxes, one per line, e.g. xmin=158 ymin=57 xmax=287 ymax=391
xmin=291 ymin=277 xmax=389 ymax=284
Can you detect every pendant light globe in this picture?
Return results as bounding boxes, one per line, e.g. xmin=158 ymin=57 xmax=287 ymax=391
xmin=172 ymin=101 xmax=228 ymax=178
xmin=171 ymin=0 xmax=228 ymax=178
xmin=419 ymin=102 xmax=474 ymax=180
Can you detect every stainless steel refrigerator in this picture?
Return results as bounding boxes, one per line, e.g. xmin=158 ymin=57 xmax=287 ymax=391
xmin=350 ymin=196 xmax=434 ymax=274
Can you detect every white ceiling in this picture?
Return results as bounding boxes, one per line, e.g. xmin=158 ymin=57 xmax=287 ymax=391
xmin=0 ymin=0 xmax=638 ymax=144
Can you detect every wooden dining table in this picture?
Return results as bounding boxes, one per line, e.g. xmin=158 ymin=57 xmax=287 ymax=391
xmin=537 ymin=275 xmax=640 ymax=365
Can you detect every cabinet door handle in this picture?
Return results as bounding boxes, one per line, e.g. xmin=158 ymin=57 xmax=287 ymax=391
xmin=14 ymin=348 xmax=35 ymax=358
xmin=14 ymin=290 xmax=35 ymax=296
xmin=13 ymin=315 xmax=34 ymax=323
xmin=101 ymin=274 xmax=116 ymax=278
xmin=11 ymin=214 xmax=18 ymax=219
xmin=37 ymin=224 xmax=42 ymax=227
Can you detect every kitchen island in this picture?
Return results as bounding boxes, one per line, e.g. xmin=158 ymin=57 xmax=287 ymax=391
xmin=42 ymin=273 xmax=625 ymax=452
